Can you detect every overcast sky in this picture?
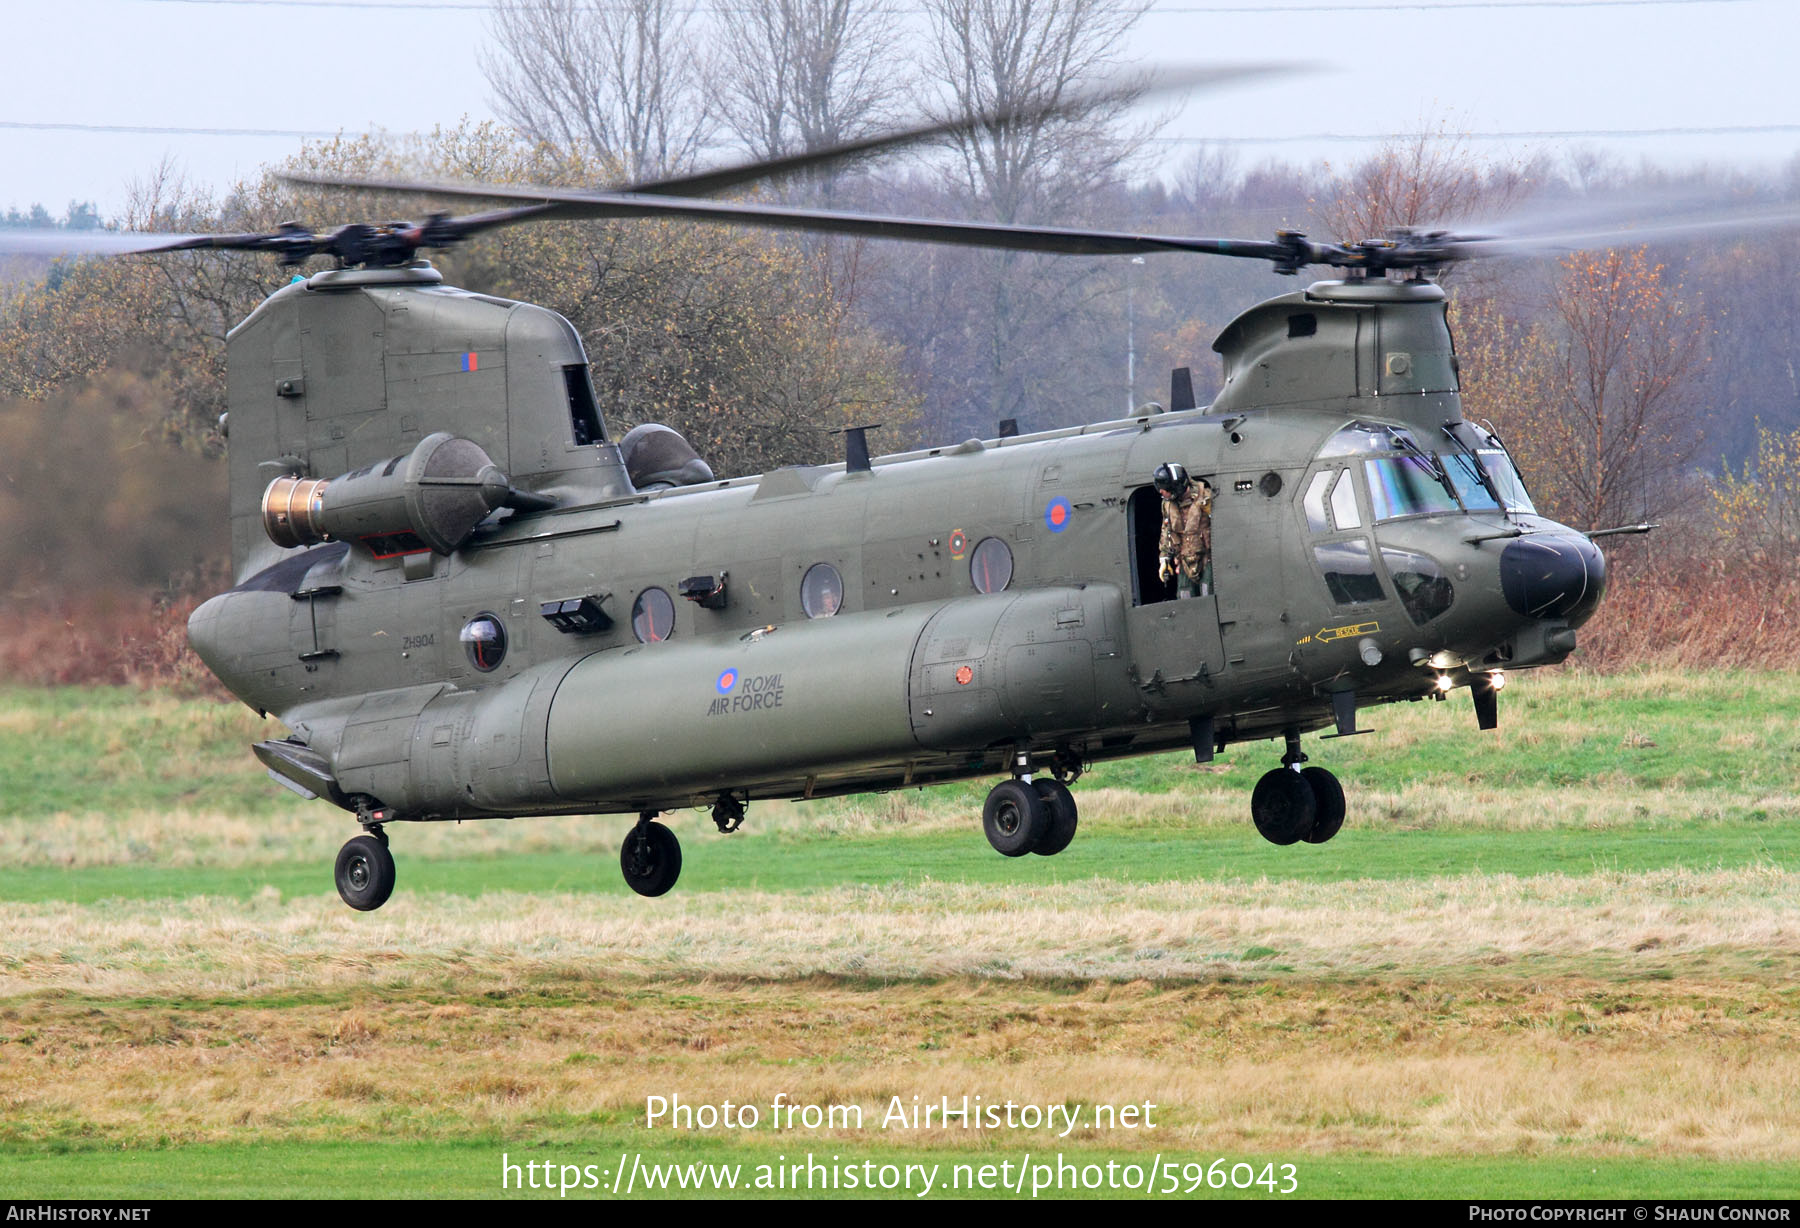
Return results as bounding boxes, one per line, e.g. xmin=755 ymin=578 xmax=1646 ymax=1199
xmin=4 ymin=0 xmax=1797 ymax=220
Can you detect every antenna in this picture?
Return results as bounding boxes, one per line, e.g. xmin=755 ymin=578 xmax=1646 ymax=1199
xmin=1170 ymin=367 xmax=1196 ymax=412
xmin=834 ymin=424 xmax=883 ymax=473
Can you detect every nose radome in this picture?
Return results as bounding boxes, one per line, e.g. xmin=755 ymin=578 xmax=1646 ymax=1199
xmin=1499 ymin=534 xmax=1607 ymax=627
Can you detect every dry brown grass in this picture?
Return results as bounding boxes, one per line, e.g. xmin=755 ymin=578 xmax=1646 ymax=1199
xmin=1 ymin=867 xmax=1790 ymax=997
xmin=2 ymin=974 xmax=1796 ymax=1158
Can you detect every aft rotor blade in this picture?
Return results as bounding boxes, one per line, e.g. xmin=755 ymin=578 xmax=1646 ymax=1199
xmin=615 ymin=62 xmax=1303 ymax=198
xmin=0 ymin=228 xmax=225 ymax=257
xmin=268 ymin=175 xmax=1299 ymax=261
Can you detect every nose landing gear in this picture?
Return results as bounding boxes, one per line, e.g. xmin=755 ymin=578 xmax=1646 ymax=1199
xmin=1298 ymin=765 xmax=1345 ymax=844
xmin=1251 ymin=730 xmax=1346 ymax=847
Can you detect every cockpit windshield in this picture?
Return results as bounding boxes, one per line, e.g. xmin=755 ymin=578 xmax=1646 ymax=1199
xmin=1365 ymin=456 xmax=1458 ymax=519
xmin=1442 ymin=449 xmax=1502 ymax=512
xmin=1445 ymin=422 xmax=1537 ymax=514
xmin=1320 ymin=422 xmax=1458 ymax=521
xmin=1317 ymin=420 xmax=1538 ymax=519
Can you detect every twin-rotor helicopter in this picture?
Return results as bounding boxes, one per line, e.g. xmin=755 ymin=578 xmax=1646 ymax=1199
xmin=10 ymin=70 xmax=1747 ymax=910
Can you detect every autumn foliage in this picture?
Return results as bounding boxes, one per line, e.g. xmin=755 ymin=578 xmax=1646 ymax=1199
xmin=5 ymin=122 xmax=1800 ymax=686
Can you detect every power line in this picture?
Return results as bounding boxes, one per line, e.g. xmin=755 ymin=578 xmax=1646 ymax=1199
xmin=1153 ymin=124 xmax=1800 ymax=144
xmin=100 ymin=0 xmax=1765 ymax=11
xmin=0 ymin=120 xmax=341 ymax=138
xmin=6 ymin=119 xmax=1798 ymax=143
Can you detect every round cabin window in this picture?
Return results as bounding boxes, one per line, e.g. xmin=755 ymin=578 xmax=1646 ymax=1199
xmin=801 ymin=563 xmax=843 ymax=618
xmin=631 ymin=588 xmax=676 ymax=642
xmin=459 ymin=612 xmax=507 ymax=672
xmin=970 ymin=537 xmax=1014 ymax=594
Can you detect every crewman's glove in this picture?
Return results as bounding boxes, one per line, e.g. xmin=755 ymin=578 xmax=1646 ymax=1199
xmin=1158 ymin=556 xmax=1174 ymax=583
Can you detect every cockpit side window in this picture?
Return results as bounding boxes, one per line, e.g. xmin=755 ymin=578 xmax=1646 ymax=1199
xmin=1319 ymin=422 xmax=1396 ymax=458
xmin=1303 ymin=470 xmax=1332 ymax=532
xmin=1476 ymin=448 xmax=1536 ymax=514
xmin=1314 ymin=539 xmax=1385 ymax=605
xmin=1304 ymin=468 xmax=1364 ymax=533
xmin=1329 ymin=470 xmax=1362 ymax=529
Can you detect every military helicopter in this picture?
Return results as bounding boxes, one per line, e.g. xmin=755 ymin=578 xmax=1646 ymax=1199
xmin=15 ymin=77 xmax=1748 ymax=912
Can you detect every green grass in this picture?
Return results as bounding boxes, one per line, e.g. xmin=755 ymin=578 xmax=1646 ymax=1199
xmin=2 ymin=1139 xmax=1792 ymax=1199
xmin=5 ymin=668 xmax=1800 ymax=823
xmin=2 ymin=672 xmax=1797 ymax=1200
xmin=2 ymin=818 xmax=1794 ymax=904
xmin=4 ymin=669 xmax=1800 ymax=904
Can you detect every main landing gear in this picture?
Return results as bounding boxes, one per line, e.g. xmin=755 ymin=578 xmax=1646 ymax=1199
xmin=619 ymin=793 xmax=745 ymax=896
xmin=621 ymin=811 xmax=683 ymax=897
xmin=335 ymin=818 xmax=396 ymax=912
xmin=981 ymin=750 xmax=1080 ymax=858
xmin=1250 ymin=730 xmax=1346 ymax=847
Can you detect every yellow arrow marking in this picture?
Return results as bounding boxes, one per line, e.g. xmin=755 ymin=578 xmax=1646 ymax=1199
xmin=1315 ymin=621 xmax=1380 ymax=643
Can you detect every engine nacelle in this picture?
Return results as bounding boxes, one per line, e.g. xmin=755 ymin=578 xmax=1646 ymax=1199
xmin=262 ymin=432 xmax=510 ymax=556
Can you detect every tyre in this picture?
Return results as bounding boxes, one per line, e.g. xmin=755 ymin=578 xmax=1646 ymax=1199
xmin=1251 ymin=767 xmax=1316 ymax=846
xmin=621 ymin=820 xmax=683 ymax=897
xmin=1030 ymin=779 xmax=1079 ymax=856
xmin=1300 ymin=766 xmax=1346 ymax=844
xmin=982 ymin=779 xmax=1048 ymax=857
xmin=335 ymin=833 xmax=397 ymax=911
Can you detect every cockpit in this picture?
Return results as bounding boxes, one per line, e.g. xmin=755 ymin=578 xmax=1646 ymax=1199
xmin=1301 ymin=420 xmax=1539 ymax=628
xmin=1313 ymin=421 xmax=1536 ymax=523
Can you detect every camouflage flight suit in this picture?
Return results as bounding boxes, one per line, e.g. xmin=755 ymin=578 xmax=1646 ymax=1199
xmin=1159 ymin=483 xmax=1213 ymax=598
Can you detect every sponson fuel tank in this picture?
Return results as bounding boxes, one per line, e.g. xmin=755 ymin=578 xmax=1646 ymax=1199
xmin=303 ymin=585 xmax=1139 ymax=818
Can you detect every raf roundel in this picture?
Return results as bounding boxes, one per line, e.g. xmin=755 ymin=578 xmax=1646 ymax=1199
xmin=1044 ymin=497 xmax=1072 ymax=533
xmin=716 ymin=668 xmax=738 ymax=694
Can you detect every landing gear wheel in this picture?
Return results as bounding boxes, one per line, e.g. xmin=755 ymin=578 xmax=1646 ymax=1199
xmin=1251 ymin=768 xmax=1317 ymax=847
xmin=335 ymin=833 xmax=396 ymax=911
xmin=621 ymin=820 xmax=682 ymax=897
xmin=1030 ymin=779 xmax=1079 ymax=856
xmin=983 ymin=779 xmax=1049 ymax=857
xmin=1300 ymin=766 xmax=1345 ymax=844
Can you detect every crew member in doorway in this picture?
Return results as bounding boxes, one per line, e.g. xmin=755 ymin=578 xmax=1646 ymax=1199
xmin=1156 ymin=463 xmax=1214 ymax=598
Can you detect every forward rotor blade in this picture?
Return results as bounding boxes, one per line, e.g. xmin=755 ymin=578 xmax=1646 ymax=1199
xmin=614 ymin=62 xmax=1302 ymax=198
xmin=1445 ymin=202 xmax=1800 ymax=259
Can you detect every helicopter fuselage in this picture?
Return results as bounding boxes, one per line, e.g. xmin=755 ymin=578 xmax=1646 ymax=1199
xmin=187 ymin=265 xmax=1604 ymax=827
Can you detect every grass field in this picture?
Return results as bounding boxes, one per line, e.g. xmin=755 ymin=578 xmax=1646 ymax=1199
xmin=1 ymin=670 xmax=1797 ymax=1200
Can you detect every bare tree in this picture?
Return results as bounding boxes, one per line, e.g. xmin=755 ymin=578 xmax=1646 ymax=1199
xmin=1463 ymin=248 xmax=1709 ymax=531
xmin=890 ymin=0 xmax=1150 ymax=431
xmin=714 ymin=0 xmax=910 ymax=172
xmin=483 ymin=0 xmax=713 ymax=181
xmin=1543 ymin=248 xmax=1709 ymax=530
xmin=1315 ymin=125 xmax=1539 ymax=246
xmin=925 ymin=0 xmax=1149 ymax=225
xmin=1171 ymin=142 xmax=1241 ymax=218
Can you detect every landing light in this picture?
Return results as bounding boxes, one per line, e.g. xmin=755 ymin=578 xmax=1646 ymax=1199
xmin=1435 ymin=673 xmax=1455 ymax=693
xmin=1489 ymin=670 xmax=1508 ymax=691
